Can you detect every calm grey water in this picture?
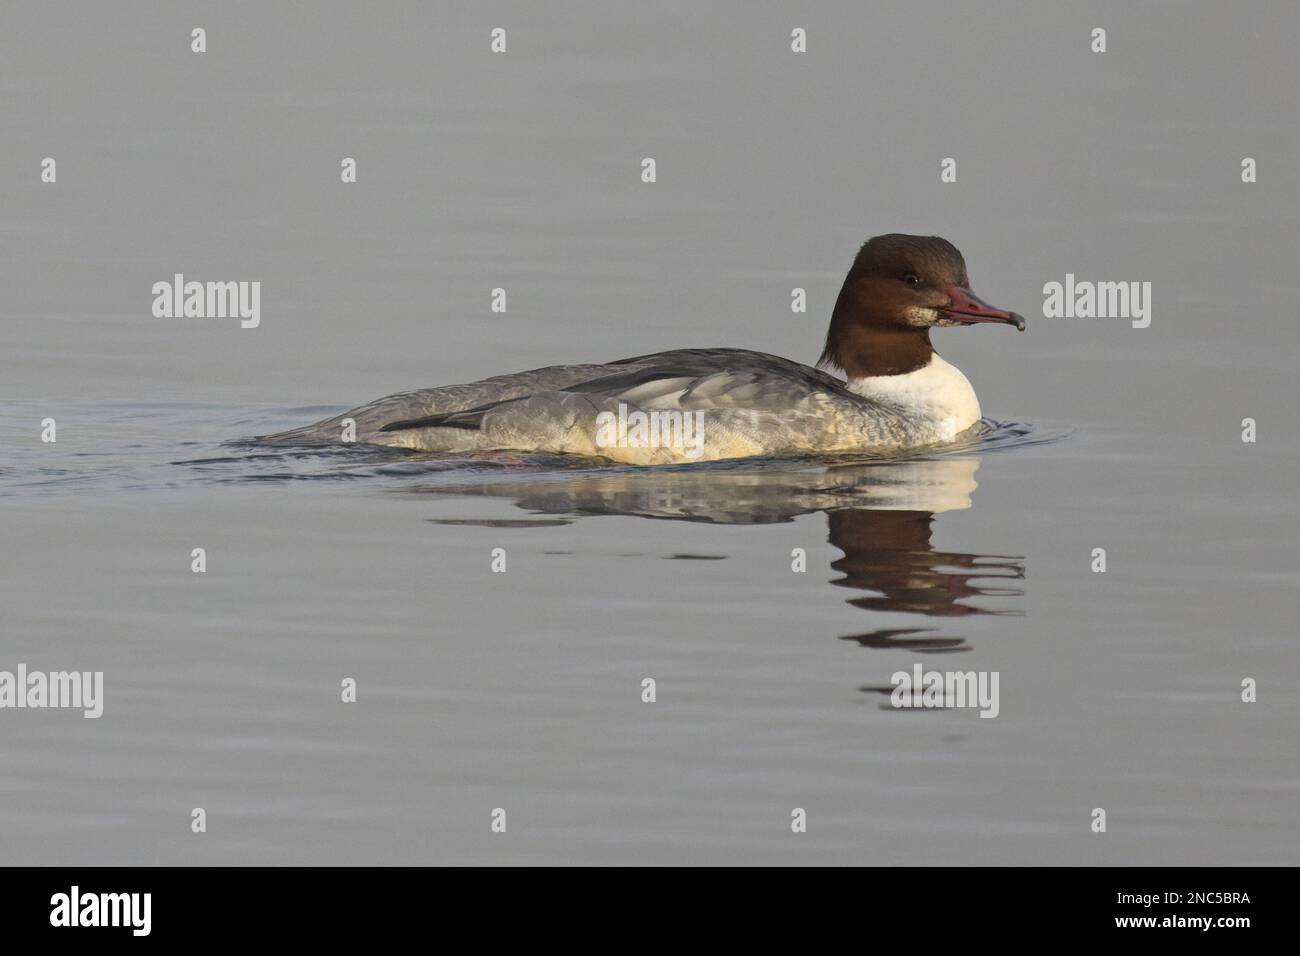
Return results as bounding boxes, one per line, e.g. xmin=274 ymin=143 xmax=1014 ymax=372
xmin=2 ymin=2 xmax=1298 ymax=865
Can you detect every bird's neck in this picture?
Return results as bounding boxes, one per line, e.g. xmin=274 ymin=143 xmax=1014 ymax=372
xmin=845 ymin=353 xmax=982 ymax=441
xmin=819 ymin=323 xmax=934 ymax=378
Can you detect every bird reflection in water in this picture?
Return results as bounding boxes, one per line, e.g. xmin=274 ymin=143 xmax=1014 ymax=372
xmin=829 ymin=510 xmax=1022 ymax=657
xmin=412 ymin=454 xmax=1024 ymax=656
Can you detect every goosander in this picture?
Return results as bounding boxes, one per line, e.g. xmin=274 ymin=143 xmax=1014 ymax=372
xmin=262 ymin=234 xmax=1025 ymax=463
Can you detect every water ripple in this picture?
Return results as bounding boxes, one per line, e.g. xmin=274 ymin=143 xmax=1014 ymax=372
xmin=0 ymin=402 xmax=1068 ymax=498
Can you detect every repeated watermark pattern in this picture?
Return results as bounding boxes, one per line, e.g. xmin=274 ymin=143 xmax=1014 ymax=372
xmin=9 ymin=12 xmax=1288 ymax=877
xmin=890 ymin=664 xmax=1000 ymax=719
xmin=1042 ymin=275 xmax=1152 ymax=328
xmin=0 ymin=664 xmax=103 ymax=718
xmin=594 ymin=403 xmax=706 ymax=460
xmin=152 ymin=274 xmax=260 ymax=328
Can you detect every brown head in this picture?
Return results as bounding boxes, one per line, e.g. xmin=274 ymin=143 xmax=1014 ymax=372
xmin=817 ymin=234 xmax=1025 ymax=378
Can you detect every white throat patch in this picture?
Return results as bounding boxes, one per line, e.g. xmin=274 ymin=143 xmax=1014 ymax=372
xmin=846 ymin=354 xmax=982 ymax=442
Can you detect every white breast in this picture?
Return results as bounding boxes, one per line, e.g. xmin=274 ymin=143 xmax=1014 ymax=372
xmin=845 ymin=354 xmax=982 ymax=443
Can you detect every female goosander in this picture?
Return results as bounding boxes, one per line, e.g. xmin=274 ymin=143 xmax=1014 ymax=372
xmin=262 ymin=234 xmax=1025 ymax=463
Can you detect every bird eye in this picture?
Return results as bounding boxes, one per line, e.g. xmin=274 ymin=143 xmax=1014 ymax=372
xmin=902 ymin=273 xmax=921 ymax=287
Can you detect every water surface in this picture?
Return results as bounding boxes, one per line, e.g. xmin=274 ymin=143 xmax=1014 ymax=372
xmin=2 ymin=1 xmax=1298 ymax=865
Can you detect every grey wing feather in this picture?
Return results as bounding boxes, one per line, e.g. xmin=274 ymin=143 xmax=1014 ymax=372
xmin=258 ymin=348 xmax=908 ymax=458
xmin=256 ymin=361 xmax=636 ymax=445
